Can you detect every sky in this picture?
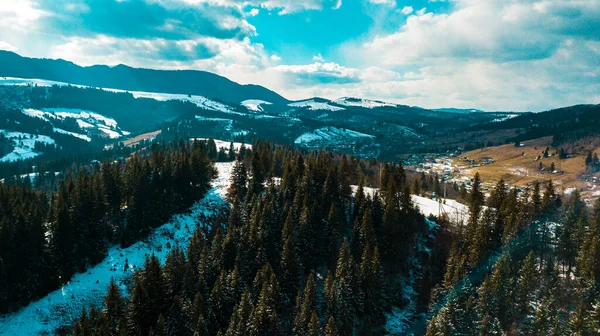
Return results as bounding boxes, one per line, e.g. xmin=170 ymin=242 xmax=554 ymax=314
xmin=0 ymin=0 xmax=598 ymax=111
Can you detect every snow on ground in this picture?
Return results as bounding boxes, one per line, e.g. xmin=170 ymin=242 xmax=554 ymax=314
xmin=412 ymin=196 xmax=470 ymax=225
xmin=295 ymin=127 xmax=375 ymax=145
xmin=52 ymin=128 xmax=91 ymax=142
xmin=130 ymin=91 xmax=244 ymax=115
xmin=2 ymin=77 xmax=244 ymax=116
xmin=0 ymin=162 xmax=234 ymax=335
xmin=334 ymin=97 xmax=397 ymax=109
xmin=0 ymin=77 xmax=73 ymax=87
xmin=22 ymin=109 xmax=57 ymax=122
xmin=350 ymin=185 xmax=470 ymax=224
xmin=191 ymin=138 xmax=252 ymax=152
xmin=22 ymin=108 xmax=128 ymax=139
xmin=97 ymin=126 xmax=122 ymax=139
xmin=288 ymin=99 xmax=345 ymax=111
xmin=490 ymin=114 xmax=519 ymax=123
xmin=48 ymin=109 xmax=118 ymax=128
xmin=242 ymin=99 xmax=272 ymax=112
xmin=0 ymin=130 xmax=55 ymax=162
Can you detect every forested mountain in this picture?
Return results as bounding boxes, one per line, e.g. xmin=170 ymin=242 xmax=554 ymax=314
xmin=0 ymin=51 xmax=287 ymax=105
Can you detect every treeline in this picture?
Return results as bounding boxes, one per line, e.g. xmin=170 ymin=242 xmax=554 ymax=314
xmin=425 ymin=174 xmax=600 ymax=334
xmin=0 ymin=142 xmax=139 ymax=190
xmin=70 ymin=143 xmax=435 ymax=335
xmin=0 ymin=141 xmax=215 ymax=314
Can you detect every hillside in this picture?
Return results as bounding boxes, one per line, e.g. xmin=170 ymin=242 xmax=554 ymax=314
xmin=0 ymin=51 xmax=288 ymax=105
xmin=455 ymin=136 xmax=600 ymax=202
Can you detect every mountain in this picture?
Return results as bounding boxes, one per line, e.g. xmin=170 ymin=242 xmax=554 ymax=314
xmin=0 ymin=51 xmax=288 ymax=105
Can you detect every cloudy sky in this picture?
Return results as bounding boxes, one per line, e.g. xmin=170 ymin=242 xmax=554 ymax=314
xmin=0 ymin=0 xmax=598 ymax=111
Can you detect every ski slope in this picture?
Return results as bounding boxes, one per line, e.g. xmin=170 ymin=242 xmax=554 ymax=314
xmin=0 ymin=162 xmax=234 ymax=335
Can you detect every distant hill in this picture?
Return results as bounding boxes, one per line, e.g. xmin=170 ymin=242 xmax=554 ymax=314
xmin=0 ymin=51 xmax=288 ymax=105
xmin=434 ymin=108 xmax=486 ymax=114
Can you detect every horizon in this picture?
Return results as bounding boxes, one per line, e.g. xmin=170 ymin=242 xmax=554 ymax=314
xmin=0 ymin=0 xmax=598 ymax=111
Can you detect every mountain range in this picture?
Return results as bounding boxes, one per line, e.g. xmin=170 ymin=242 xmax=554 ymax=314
xmin=0 ymin=50 xmax=597 ymax=163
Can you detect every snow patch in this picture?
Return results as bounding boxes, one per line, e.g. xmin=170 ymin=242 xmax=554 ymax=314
xmin=0 ymin=130 xmax=55 ymax=162
xmin=242 ymin=99 xmax=272 ymax=112
xmin=288 ymin=99 xmax=345 ymax=111
xmin=52 ymin=128 xmax=92 ymax=142
xmin=334 ymin=97 xmax=397 ymax=109
xmin=295 ymin=127 xmax=375 ymax=146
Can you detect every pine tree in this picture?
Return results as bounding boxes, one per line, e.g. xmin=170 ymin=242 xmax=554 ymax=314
xmin=293 ymin=273 xmax=317 ymax=336
xmin=325 ymin=316 xmax=338 ymax=336
xmin=307 ymin=310 xmax=322 ymax=336
xmin=229 ymin=160 xmax=248 ymax=201
xmin=280 ymin=234 xmax=301 ymax=306
xmin=103 ymin=278 xmax=125 ymax=334
xmin=226 ymin=290 xmax=253 ymax=336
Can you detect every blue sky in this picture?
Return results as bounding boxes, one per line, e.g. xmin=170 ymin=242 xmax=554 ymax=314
xmin=0 ymin=0 xmax=598 ymax=111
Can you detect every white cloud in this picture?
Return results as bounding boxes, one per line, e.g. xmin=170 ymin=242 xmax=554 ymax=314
xmin=257 ymin=0 xmax=343 ymax=14
xmin=0 ymin=41 xmax=18 ymax=52
xmin=270 ymin=54 xmax=281 ymax=61
xmin=0 ymin=0 xmax=50 ymax=29
xmin=247 ymin=8 xmax=260 ymax=16
xmin=312 ymin=53 xmax=325 ymax=62
xmin=400 ymin=6 xmax=413 ymax=15
xmin=363 ymin=1 xmax=600 ymax=65
xmin=369 ymin=0 xmax=396 ymax=6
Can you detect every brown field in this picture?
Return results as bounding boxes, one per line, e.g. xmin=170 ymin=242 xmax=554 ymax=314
xmin=456 ymin=136 xmax=596 ymax=195
xmin=122 ymin=130 xmax=162 ymax=147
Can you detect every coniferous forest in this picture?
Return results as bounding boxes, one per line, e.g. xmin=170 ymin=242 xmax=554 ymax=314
xmin=0 ymin=141 xmax=215 ymax=314
xmin=2 ymin=139 xmax=600 ymax=335
xmin=57 ymin=142 xmax=600 ymax=335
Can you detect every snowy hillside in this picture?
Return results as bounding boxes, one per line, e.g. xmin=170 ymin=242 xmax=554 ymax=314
xmin=1 ymin=76 xmax=244 ymax=116
xmin=0 ymin=162 xmax=234 ymax=335
xmin=242 ymin=99 xmax=272 ymax=112
xmin=295 ymin=126 xmax=375 ymax=147
xmin=334 ymin=97 xmax=397 ymax=109
xmin=0 ymin=130 xmax=55 ymax=162
xmin=23 ymin=108 xmax=129 ymax=140
xmin=288 ymin=99 xmax=345 ymax=111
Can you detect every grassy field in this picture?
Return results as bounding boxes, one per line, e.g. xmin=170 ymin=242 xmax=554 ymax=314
xmin=456 ymin=136 xmax=596 ymax=197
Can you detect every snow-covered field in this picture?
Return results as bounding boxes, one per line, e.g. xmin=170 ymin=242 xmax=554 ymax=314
xmin=295 ymin=126 xmax=375 ymax=146
xmin=242 ymin=99 xmax=272 ymax=112
xmin=190 ymin=139 xmax=251 ymax=152
xmin=23 ymin=108 xmax=128 ymax=141
xmin=412 ymin=196 xmax=470 ymax=225
xmin=52 ymin=128 xmax=91 ymax=142
xmin=350 ymin=185 xmax=470 ymax=225
xmin=288 ymin=99 xmax=345 ymax=111
xmin=0 ymin=162 xmax=234 ymax=335
xmin=334 ymin=97 xmax=397 ymax=109
xmin=0 ymin=77 xmax=74 ymax=88
xmin=129 ymin=91 xmax=244 ymax=115
xmin=0 ymin=130 xmax=55 ymax=162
